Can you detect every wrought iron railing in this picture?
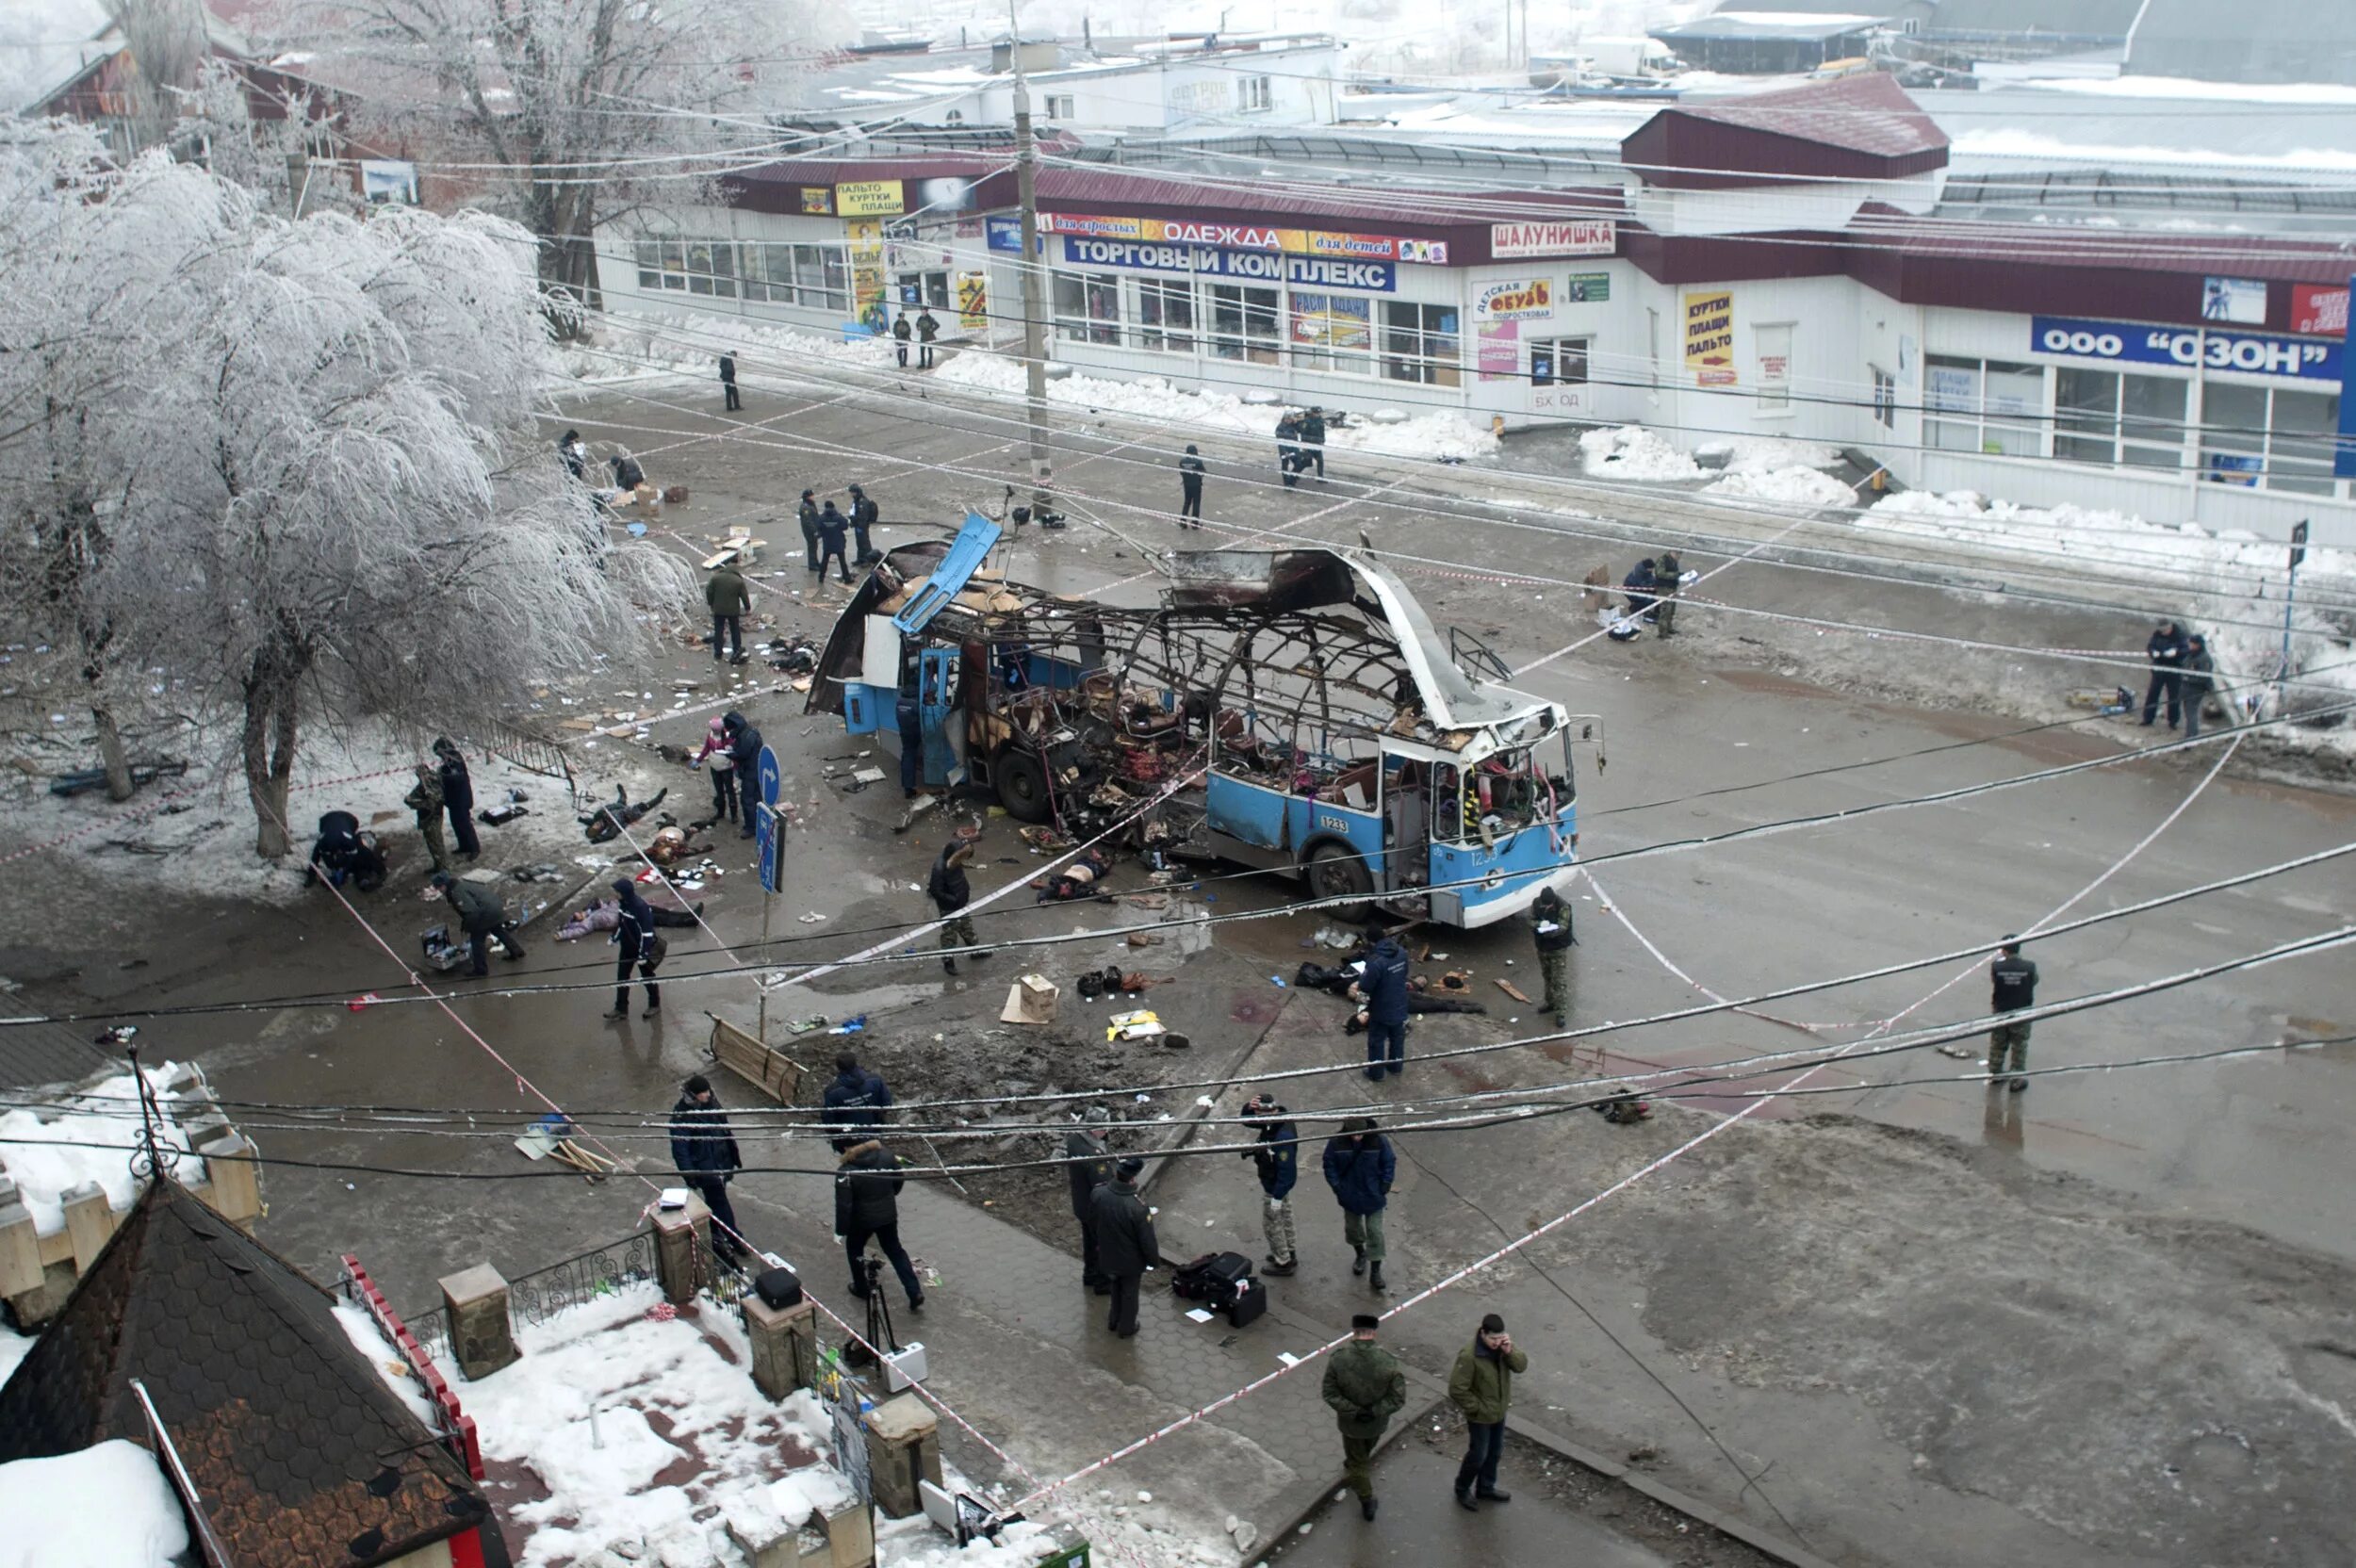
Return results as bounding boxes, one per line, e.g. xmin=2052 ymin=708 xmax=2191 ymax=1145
xmin=399 ymin=1230 xmax=662 ymax=1358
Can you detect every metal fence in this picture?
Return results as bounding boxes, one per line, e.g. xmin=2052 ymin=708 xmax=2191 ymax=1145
xmin=401 ymin=1230 xmax=662 ymax=1362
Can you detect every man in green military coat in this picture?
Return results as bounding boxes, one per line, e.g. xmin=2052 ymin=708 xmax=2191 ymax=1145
xmin=1321 ymin=1314 xmax=1407 ymax=1522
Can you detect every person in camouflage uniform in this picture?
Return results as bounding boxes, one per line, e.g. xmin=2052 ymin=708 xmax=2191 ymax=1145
xmin=1652 ymin=548 xmax=1683 ymax=637
xmin=1321 ymin=1314 xmax=1407 ymax=1522
xmin=1530 ymin=885 xmax=1576 ymax=1028
xmin=404 ymin=763 xmax=450 ymax=874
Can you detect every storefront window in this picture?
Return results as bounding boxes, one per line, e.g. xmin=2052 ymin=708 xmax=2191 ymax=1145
xmin=635 ymin=240 xmax=662 ymax=290
xmin=1926 ymin=355 xmax=2043 ymax=456
xmin=2204 ymin=384 xmax=2343 ymax=495
xmin=1053 ymin=271 xmax=1121 ymax=346
xmin=1530 ymin=337 xmax=1590 ymax=387
xmin=2059 ymin=368 xmax=2188 ymax=470
xmin=2269 ymin=388 xmax=2341 ymax=495
xmin=1208 ymin=284 xmax=1281 ymax=364
xmin=1289 ymin=292 xmax=1373 ymax=374
xmin=1137 ymin=279 xmax=1197 ymax=353
xmin=1383 ymin=301 xmax=1460 ymax=386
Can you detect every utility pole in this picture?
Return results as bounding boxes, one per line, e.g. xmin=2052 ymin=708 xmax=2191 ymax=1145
xmin=1008 ymin=7 xmax=1055 ymax=525
xmin=2277 ymin=519 xmax=2308 ymax=717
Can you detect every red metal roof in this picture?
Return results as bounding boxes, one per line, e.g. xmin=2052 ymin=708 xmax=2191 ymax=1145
xmin=1625 ymin=74 xmax=1949 ymax=189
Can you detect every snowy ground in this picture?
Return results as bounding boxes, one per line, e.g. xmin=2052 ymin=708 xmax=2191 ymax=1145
xmin=0 ymin=1062 xmax=207 ymax=1235
xmin=0 ymin=1438 xmax=189 ymax=1568
xmin=1577 ymin=424 xmax=1854 ymax=508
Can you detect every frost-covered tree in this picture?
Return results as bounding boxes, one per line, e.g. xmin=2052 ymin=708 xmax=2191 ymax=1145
xmin=0 ymin=122 xmax=690 ymax=855
xmin=267 ymin=0 xmax=842 ymax=335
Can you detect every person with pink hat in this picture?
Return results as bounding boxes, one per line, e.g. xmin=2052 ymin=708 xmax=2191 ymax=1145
xmin=688 ymin=715 xmax=739 ymax=828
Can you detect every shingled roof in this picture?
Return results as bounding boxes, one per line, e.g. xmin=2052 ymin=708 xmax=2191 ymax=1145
xmin=0 ymin=1181 xmax=496 ymax=1568
xmin=1624 ymin=74 xmax=1949 ymax=188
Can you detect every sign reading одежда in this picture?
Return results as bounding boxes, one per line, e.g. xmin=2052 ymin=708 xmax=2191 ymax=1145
xmin=1042 ymin=212 xmax=1447 ymax=264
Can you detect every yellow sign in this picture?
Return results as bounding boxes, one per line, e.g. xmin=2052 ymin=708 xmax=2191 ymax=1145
xmin=956 ymin=270 xmax=988 ymax=331
xmin=848 ymin=220 xmax=888 ymax=333
xmin=800 ymin=187 xmax=834 ymax=215
xmin=1683 ymin=289 xmax=1736 ymax=385
xmin=835 ymin=180 xmax=905 ymax=217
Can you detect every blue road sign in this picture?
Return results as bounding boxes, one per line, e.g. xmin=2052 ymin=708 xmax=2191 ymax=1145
xmin=756 ymin=744 xmax=783 ymax=894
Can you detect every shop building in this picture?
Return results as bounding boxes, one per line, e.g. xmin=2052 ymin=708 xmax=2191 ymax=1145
xmin=597 ymin=75 xmax=2350 ymax=544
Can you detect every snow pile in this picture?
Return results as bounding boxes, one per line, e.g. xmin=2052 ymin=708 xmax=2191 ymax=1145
xmin=567 ymin=308 xmax=899 ymax=386
xmin=1721 ymin=436 xmax=1843 ymax=473
xmin=1705 ymin=466 xmax=1857 ymax=509
xmin=932 ymin=349 xmax=1500 ymax=461
xmin=0 ymin=1065 xmax=205 ymax=1235
xmin=437 ymin=1282 xmax=843 ymax=1568
xmin=1864 ymin=490 xmax=2355 ymax=588
xmin=0 ymin=1439 xmax=190 ymax=1568
xmin=1579 ymin=424 xmax=1700 ymax=481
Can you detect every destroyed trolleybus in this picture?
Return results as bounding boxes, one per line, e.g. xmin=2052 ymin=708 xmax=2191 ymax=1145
xmin=806 ymin=515 xmax=1594 ymax=929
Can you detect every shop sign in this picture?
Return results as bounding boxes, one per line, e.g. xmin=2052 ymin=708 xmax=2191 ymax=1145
xmin=800 ymin=187 xmax=834 ymax=215
xmin=2201 ymin=276 xmax=2266 ymax=325
xmin=1490 ymin=219 xmax=1614 ymax=258
xmin=1060 ymin=237 xmax=1395 ymax=291
xmin=985 ymin=214 xmax=1026 ymax=253
xmin=1474 ymin=279 xmax=1552 ymax=320
xmin=1477 ymin=321 xmax=1519 ymax=380
xmin=2291 ymin=284 xmax=2347 ymax=338
xmin=2030 ymin=315 xmax=2340 ymax=383
xmin=1563 ymin=271 xmax=1610 ymax=303
xmin=1683 ymin=289 xmax=1736 ymax=385
xmin=834 ymin=180 xmax=905 ymax=217
xmin=1042 ymin=212 xmax=1445 ymax=264
xmin=957 ymin=270 xmax=989 ymax=330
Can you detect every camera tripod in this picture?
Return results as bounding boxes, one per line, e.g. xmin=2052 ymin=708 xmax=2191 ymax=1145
xmin=840 ymin=1254 xmax=902 ymax=1370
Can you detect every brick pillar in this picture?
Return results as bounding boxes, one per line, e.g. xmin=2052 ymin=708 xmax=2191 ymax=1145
xmin=743 ymin=1292 xmax=818 ymax=1399
xmin=0 ymin=1180 xmax=41 ymax=1299
xmin=652 ymin=1191 xmax=712 ymax=1304
xmin=822 ymin=1499 xmax=875 ymax=1568
xmin=439 ymin=1264 xmax=521 ymax=1380
xmin=859 ymin=1394 xmax=941 ymax=1520
xmin=59 ymin=1183 xmax=116 ymax=1272
xmin=197 ymin=1134 xmax=263 ymax=1232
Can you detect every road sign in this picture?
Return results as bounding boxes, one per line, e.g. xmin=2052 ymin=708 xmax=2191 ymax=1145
xmin=755 ymin=744 xmax=783 ymax=895
xmin=2290 ymin=519 xmax=2309 ymax=571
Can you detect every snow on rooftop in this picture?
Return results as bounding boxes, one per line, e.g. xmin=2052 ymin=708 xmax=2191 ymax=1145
xmin=0 ymin=1439 xmax=191 ymax=1568
xmin=1951 ymin=126 xmax=2356 ymax=173
xmin=434 ymin=1281 xmax=845 ymax=1568
xmin=1705 ymin=9 xmax=1881 ymax=24
xmin=0 ymin=1065 xmax=207 ymax=1237
xmin=2020 ymin=74 xmax=2356 ymax=106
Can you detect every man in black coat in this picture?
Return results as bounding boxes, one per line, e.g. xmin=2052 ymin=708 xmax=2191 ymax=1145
xmin=722 ymin=711 xmax=762 ymax=839
xmin=1065 ymin=1113 xmax=1115 ymax=1294
xmin=821 ymin=1051 xmax=893 ymax=1152
xmin=1301 ymin=406 xmax=1327 ymax=480
xmin=2143 ymin=620 xmax=2189 ymax=729
xmin=848 ymin=483 xmax=881 ymax=564
xmin=915 ymin=307 xmax=940 ymax=368
xmin=670 ymin=1073 xmax=745 ymax=1265
xmin=605 ymin=877 xmax=663 ymax=1020
xmin=1088 ymin=1156 xmax=1160 ymax=1337
xmin=836 ymin=1138 xmax=924 ymax=1309
xmin=434 ymin=737 xmax=481 ymax=859
xmin=798 ymin=489 xmax=822 ymax=572
xmin=2181 ymin=634 xmax=2216 ymax=740
xmin=1177 ymin=445 xmax=1205 ymax=526
xmin=719 ymin=351 xmax=740 ymax=412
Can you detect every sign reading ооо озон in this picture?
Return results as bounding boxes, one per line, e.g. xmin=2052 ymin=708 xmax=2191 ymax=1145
xmin=1060 ymin=237 xmax=1396 ymax=292
xmin=2030 ymin=316 xmax=2342 ymax=383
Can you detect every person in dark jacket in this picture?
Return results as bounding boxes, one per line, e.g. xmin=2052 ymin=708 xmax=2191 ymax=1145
xmin=1088 ymin=1156 xmax=1160 ymax=1337
xmin=718 ymin=351 xmax=740 ymax=412
xmin=722 ymin=711 xmax=762 ymax=839
xmin=836 ymin=1138 xmax=924 ymax=1308
xmin=822 ymin=1051 xmax=893 ymax=1152
xmin=1448 ymin=1313 xmax=1529 ymax=1509
xmin=816 ymin=501 xmax=852 ymax=584
xmin=432 ymin=872 xmax=524 ymax=976
xmin=559 ymin=429 xmax=587 ymax=480
xmin=892 ymin=313 xmax=913 ymax=367
xmin=670 ymin=1073 xmax=745 ymax=1265
xmin=1065 ymin=1112 xmax=1115 ymax=1293
xmin=705 ymin=564 xmax=752 ymax=662
xmin=1350 ymin=929 xmax=1413 ymax=1079
xmin=929 ymin=840 xmax=989 ymax=973
xmin=610 ymin=452 xmax=646 ymax=491
xmin=1241 ymin=1092 xmax=1300 ymax=1275
xmin=2142 ymin=619 xmax=2189 ymax=728
xmin=1987 ymin=936 xmax=2037 ymax=1091
xmin=2180 ymin=634 xmax=2216 ymax=740
xmin=1275 ymin=412 xmax=1303 ymax=489
xmin=798 ymin=489 xmax=822 ymax=571
xmin=1300 ymin=406 xmax=1327 ymax=480
xmin=433 ymin=737 xmax=482 ymax=859
xmin=1177 ymin=445 xmax=1207 ymax=525
xmin=309 ymin=810 xmax=385 ymax=892
xmin=1530 ymin=886 xmax=1575 ymax=1028
xmin=1322 ymin=1314 xmax=1406 ymax=1522
xmin=1622 ymin=558 xmax=1657 ymax=622
xmin=915 ymin=308 xmax=940 ymax=368
xmin=1323 ymin=1118 xmax=1395 ymax=1293
xmin=605 ymin=877 xmax=663 ymax=1019
xmin=1652 ymin=548 xmax=1683 ymax=638
xmin=848 ymin=484 xmax=881 ymax=564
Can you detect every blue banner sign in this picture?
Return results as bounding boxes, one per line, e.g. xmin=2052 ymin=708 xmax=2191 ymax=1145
xmin=1061 ymin=237 xmax=1396 ymax=292
xmin=2030 ymin=315 xmax=2340 ymax=384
